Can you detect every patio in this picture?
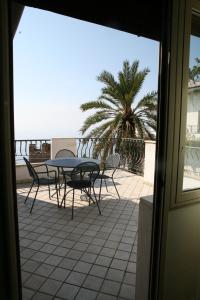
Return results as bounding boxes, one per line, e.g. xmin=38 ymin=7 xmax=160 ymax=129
xmin=17 ymin=169 xmax=153 ymax=300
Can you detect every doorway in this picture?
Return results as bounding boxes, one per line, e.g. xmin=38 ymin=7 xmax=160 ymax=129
xmin=13 ymin=5 xmax=159 ymax=300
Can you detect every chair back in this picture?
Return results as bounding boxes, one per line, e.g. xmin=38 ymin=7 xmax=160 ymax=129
xmin=105 ymin=153 xmax=120 ymax=170
xmin=23 ymin=157 xmax=38 ymax=181
xmin=71 ymin=162 xmax=100 ymax=182
xmin=55 ymin=149 xmax=76 ymax=159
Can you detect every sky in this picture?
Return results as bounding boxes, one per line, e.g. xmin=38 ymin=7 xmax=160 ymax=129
xmin=13 ymin=7 xmax=159 ymax=139
xmin=190 ymin=36 xmax=200 ymax=67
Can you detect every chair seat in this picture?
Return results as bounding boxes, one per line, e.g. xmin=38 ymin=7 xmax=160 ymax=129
xmin=23 ymin=157 xmax=59 ymax=214
xmin=91 ymin=153 xmax=121 ymax=201
xmin=67 ymin=179 xmax=91 ymax=189
xmin=36 ymin=177 xmax=57 ymax=185
xmin=60 ymin=161 xmax=101 ymax=219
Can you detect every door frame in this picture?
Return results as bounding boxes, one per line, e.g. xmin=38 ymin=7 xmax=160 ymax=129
xmin=176 ymin=0 xmax=200 ymax=204
xmin=1 ymin=0 xmax=187 ymax=299
xmin=151 ymin=0 xmax=200 ymax=298
xmin=0 ymin=1 xmax=21 ymax=299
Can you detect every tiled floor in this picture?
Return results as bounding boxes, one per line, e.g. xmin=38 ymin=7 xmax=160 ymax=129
xmin=17 ymin=170 xmax=153 ymax=300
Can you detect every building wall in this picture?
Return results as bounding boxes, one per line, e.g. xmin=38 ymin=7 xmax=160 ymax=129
xmin=163 ymin=203 xmax=200 ymax=300
xmin=187 ymin=88 xmax=200 ymax=134
xmin=188 ymin=88 xmax=200 ymax=112
xmin=51 ymin=138 xmax=76 ymax=159
xmin=144 ymin=141 xmax=156 ymax=185
xmin=135 ymin=195 xmax=153 ymax=300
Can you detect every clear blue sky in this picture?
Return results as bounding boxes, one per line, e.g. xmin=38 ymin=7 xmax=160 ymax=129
xmin=13 ymin=7 xmax=159 ymax=139
xmin=190 ymin=36 xmax=200 ymax=67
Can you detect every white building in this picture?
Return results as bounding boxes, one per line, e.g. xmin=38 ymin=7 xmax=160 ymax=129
xmin=187 ymin=80 xmax=200 ymax=139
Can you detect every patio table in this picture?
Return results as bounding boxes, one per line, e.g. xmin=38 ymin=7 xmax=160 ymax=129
xmin=45 ymin=157 xmax=100 ymax=169
xmin=45 ymin=157 xmax=100 ymax=204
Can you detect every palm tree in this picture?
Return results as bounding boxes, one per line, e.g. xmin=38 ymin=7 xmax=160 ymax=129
xmin=189 ymin=57 xmax=200 ymax=82
xmin=80 ymin=60 xmax=157 ymax=157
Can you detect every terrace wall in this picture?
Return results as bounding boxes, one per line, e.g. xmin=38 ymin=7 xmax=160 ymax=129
xmin=16 ymin=138 xmax=157 ymax=184
xmin=144 ymin=140 xmax=156 ymax=186
xmin=16 ymin=138 xmax=76 ymax=183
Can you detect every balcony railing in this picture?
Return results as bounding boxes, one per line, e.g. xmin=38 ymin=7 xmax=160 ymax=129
xmin=117 ymin=138 xmax=145 ymax=175
xmin=15 ymin=138 xmax=145 ymax=175
xmin=76 ymin=138 xmax=145 ymax=175
xmin=184 ymin=146 xmax=200 ymax=176
xmin=15 ymin=139 xmax=51 ymax=163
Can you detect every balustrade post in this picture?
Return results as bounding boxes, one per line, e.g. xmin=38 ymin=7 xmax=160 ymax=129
xmin=144 ymin=140 xmax=156 ymax=185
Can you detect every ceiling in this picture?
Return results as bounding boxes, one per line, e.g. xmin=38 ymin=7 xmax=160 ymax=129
xmin=13 ymin=0 xmax=164 ymax=41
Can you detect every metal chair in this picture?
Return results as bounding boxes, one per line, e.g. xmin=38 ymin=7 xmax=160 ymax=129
xmin=55 ymin=148 xmax=76 ymax=177
xmin=60 ymin=162 xmax=101 ymax=219
xmin=55 ymin=149 xmax=76 ymax=159
xmin=55 ymin=149 xmax=76 ymax=191
xmin=97 ymin=153 xmax=121 ymax=200
xmin=23 ymin=157 xmax=59 ymax=213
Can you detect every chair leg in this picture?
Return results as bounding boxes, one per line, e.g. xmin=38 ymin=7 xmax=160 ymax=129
xmin=25 ymin=181 xmax=34 ymax=204
xmin=112 ymin=177 xmax=120 ymax=199
xmin=50 ymin=169 xmax=61 ymax=198
xmin=64 ymin=176 xmax=67 ymax=198
xmin=48 ymin=183 xmax=51 ymax=199
xmin=60 ymin=196 xmax=65 ymax=208
xmin=88 ymin=187 xmax=91 ymax=206
xmin=85 ymin=189 xmax=95 ymax=205
xmin=72 ymin=189 xmax=75 ymax=219
xmin=104 ymin=179 xmax=108 ymax=192
xmin=60 ymin=193 xmax=65 ymax=208
xmin=92 ymin=187 xmax=101 ymax=215
xmin=58 ymin=167 xmax=61 ymax=195
xmin=56 ymin=182 xmax=59 ymax=207
xmin=30 ymin=185 xmax=39 ymax=214
xmin=60 ymin=189 xmax=73 ymax=208
xmin=85 ymin=188 xmax=101 ymax=215
xmin=63 ymin=178 xmax=67 ymax=208
xmin=99 ymin=177 xmax=103 ymax=202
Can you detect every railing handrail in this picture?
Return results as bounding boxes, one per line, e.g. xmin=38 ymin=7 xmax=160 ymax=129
xmin=15 ymin=139 xmax=52 ymax=163
xmin=15 ymin=137 xmax=145 ymax=175
xmin=14 ymin=137 xmax=144 ymax=142
xmin=185 ymin=145 xmax=200 ymax=149
xmin=15 ymin=139 xmax=51 ymax=142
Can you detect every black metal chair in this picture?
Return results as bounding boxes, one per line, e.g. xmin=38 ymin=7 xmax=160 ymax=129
xmin=97 ymin=153 xmax=121 ymax=200
xmin=23 ymin=157 xmax=59 ymax=213
xmin=60 ymin=162 xmax=101 ymax=219
xmin=55 ymin=149 xmax=76 ymax=159
xmin=55 ymin=149 xmax=76 ymax=187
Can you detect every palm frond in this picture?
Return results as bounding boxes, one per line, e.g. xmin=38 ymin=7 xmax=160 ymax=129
xmin=93 ymin=128 xmax=115 ymax=159
xmin=145 ymin=120 xmax=157 ymax=131
xmin=134 ymin=91 xmax=157 ymax=111
xmin=91 ymin=113 xmax=123 ymax=158
xmin=101 ymin=87 xmax=125 ymax=105
xmin=80 ymin=101 xmax=115 ymax=112
xmin=131 ymin=60 xmax=139 ymax=78
xmin=133 ymin=116 xmax=146 ymax=139
xmin=98 ymin=71 xmax=126 ymax=104
xmin=128 ymin=68 xmax=150 ymax=105
xmin=80 ymin=112 xmax=111 ymax=134
xmin=83 ymin=120 xmax=114 ymax=139
xmin=118 ymin=60 xmax=132 ymax=94
xmin=143 ymin=126 xmax=156 ymax=139
xmin=98 ymin=95 xmax=120 ymax=108
xmin=97 ymin=71 xmax=118 ymax=90
xmin=118 ymin=60 xmax=139 ymax=93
